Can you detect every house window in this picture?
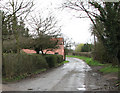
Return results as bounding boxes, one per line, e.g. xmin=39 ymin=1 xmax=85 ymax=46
xmin=55 ymin=52 xmax=58 ymax=55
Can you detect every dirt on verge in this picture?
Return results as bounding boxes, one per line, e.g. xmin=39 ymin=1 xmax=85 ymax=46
xmin=85 ymin=65 xmax=119 ymax=91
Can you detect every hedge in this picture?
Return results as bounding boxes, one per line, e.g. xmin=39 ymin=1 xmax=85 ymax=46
xmin=56 ymin=55 xmax=64 ymax=63
xmin=69 ymin=52 xmax=91 ymax=58
xmin=2 ymin=53 xmax=48 ymax=78
xmin=44 ymin=54 xmax=63 ymax=68
xmin=2 ymin=53 xmax=64 ymax=79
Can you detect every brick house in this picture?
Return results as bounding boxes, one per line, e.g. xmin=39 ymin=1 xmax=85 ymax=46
xmin=22 ymin=38 xmax=65 ymax=59
xmin=22 ymin=49 xmax=36 ymax=54
xmin=43 ymin=38 xmax=65 ymax=59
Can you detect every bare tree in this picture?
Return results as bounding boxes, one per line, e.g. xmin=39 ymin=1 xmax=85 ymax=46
xmin=63 ymin=0 xmax=120 ymax=65
xmin=27 ymin=13 xmax=62 ymax=54
xmin=62 ymin=0 xmax=103 ymax=47
xmin=0 ymin=0 xmax=34 ymax=20
xmin=62 ymin=0 xmax=105 ymax=59
xmin=0 ymin=0 xmax=34 ymax=53
xmin=0 ymin=11 xmax=2 ymax=85
xmin=63 ymin=35 xmax=75 ymax=59
xmin=28 ymin=13 xmax=61 ymax=37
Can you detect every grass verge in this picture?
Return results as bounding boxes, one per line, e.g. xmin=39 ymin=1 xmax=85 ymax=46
xmin=67 ymin=55 xmax=119 ymax=73
xmin=57 ymin=61 xmax=69 ymax=66
xmin=67 ymin=55 xmax=103 ymax=66
xmin=99 ymin=65 xmax=119 ymax=73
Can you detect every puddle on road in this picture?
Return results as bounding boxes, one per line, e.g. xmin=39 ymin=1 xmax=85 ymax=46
xmin=77 ymin=85 xmax=86 ymax=91
xmin=89 ymin=85 xmax=101 ymax=90
xmin=77 ymin=88 xmax=86 ymax=91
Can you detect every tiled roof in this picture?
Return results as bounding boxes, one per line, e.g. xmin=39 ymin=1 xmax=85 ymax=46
xmin=21 ymin=38 xmax=64 ymax=59
xmin=22 ymin=49 xmax=36 ymax=54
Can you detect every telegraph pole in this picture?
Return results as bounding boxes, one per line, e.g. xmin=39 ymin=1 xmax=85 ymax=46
xmin=0 ymin=11 xmax=2 ymax=92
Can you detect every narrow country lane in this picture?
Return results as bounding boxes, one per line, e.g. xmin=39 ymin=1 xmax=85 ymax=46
xmin=2 ymin=57 xmax=110 ymax=91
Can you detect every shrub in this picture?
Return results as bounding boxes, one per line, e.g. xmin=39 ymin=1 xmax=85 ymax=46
xmin=44 ymin=54 xmax=63 ymax=68
xmin=3 ymin=40 xmax=17 ymax=53
xmin=92 ymin=41 xmax=118 ymax=64
xmin=33 ymin=54 xmax=48 ymax=69
xmin=75 ymin=43 xmax=84 ymax=52
xmin=2 ymin=53 xmax=48 ymax=78
xmin=3 ymin=53 xmax=64 ymax=80
xmin=81 ymin=43 xmax=93 ymax=52
xmin=56 ymin=55 xmax=63 ymax=63
xmin=44 ymin=55 xmax=57 ymax=68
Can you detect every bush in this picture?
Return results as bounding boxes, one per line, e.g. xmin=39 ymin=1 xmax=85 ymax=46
xmin=3 ymin=40 xmax=17 ymax=53
xmin=2 ymin=53 xmax=48 ymax=78
xmin=81 ymin=43 xmax=93 ymax=52
xmin=2 ymin=53 xmax=64 ymax=80
xmin=44 ymin=55 xmax=57 ymax=68
xmin=92 ymin=42 xmax=118 ymax=64
xmin=75 ymin=43 xmax=84 ymax=52
xmin=44 ymin=54 xmax=63 ymax=68
xmin=56 ymin=55 xmax=63 ymax=63
xmin=33 ymin=54 xmax=48 ymax=69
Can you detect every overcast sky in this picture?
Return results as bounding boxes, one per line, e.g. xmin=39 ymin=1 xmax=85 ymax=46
xmin=1 ymin=0 xmax=94 ymax=44
xmin=33 ymin=0 xmax=94 ymax=44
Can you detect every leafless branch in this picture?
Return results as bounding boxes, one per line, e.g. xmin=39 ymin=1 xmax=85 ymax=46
xmin=0 ymin=0 xmax=34 ymax=20
xmin=28 ymin=13 xmax=61 ymax=37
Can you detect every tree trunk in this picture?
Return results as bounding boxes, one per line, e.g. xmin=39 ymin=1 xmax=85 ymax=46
xmin=117 ymin=49 xmax=120 ymax=87
xmin=117 ymin=50 xmax=120 ymax=64
xmin=0 ymin=11 xmax=2 ymax=83
xmin=64 ymin=52 xmax=66 ymax=61
xmin=36 ymin=50 xmax=39 ymax=54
